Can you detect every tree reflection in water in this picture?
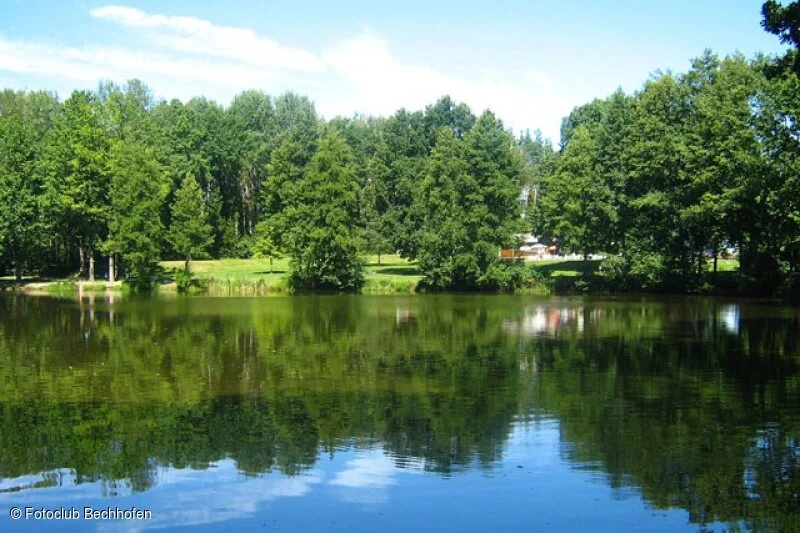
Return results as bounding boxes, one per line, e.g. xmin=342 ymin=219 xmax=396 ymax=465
xmin=0 ymin=294 xmax=797 ymax=530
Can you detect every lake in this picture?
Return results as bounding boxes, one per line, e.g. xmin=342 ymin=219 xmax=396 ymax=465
xmin=0 ymin=293 xmax=798 ymax=532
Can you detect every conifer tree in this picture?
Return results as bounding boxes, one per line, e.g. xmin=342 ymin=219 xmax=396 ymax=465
xmin=168 ymin=175 xmax=213 ymax=272
xmin=283 ymin=129 xmax=364 ymax=289
xmin=108 ymin=140 xmax=167 ymax=289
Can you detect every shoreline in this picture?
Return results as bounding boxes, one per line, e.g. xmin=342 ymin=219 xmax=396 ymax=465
xmin=1 ymin=257 xmax=755 ymax=298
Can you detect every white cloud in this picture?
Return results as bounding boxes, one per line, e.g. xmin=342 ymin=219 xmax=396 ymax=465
xmin=0 ymin=34 xmax=293 ymax=100
xmin=0 ymin=37 xmax=107 ymax=83
xmin=319 ymin=30 xmax=571 ymax=138
xmin=90 ymin=5 xmax=325 ymax=73
xmin=0 ymin=7 xmax=570 ymax=140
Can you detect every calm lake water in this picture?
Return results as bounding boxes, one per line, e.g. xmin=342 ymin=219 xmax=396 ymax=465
xmin=0 ymin=294 xmax=798 ymax=532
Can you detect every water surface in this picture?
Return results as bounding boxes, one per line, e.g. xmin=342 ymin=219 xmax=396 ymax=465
xmin=0 ymin=294 xmax=798 ymax=531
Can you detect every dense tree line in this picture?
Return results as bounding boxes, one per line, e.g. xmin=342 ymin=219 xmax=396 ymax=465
xmin=536 ymin=50 xmax=800 ymax=296
xmin=532 ymin=5 xmax=800 ymax=296
xmin=0 ymin=88 xmax=527 ymax=290
xmin=2 ymin=4 xmax=800 ymax=294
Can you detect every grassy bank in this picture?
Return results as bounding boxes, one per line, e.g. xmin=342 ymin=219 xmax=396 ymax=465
xmin=159 ymin=255 xmax=424 ymax=295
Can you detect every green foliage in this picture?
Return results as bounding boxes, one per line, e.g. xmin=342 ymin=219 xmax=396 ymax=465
xmin=108 ymin=140 xmax=167 ymax=290
xmin=414 ymin=128 xmax=470 ymax=288
xmin=260 ymin=128 xmax=318 ymax=253
xmin=0 ymin=91 xmax=45 ymax=279
xmin=598 ymin=251 xmax=666 ymax=291
xmin=252 ymin=221 xmax=282 ymax=273
xmin=172 ymin=267 xmax=194 ymax=293
xmin=95 ymin=79 xmax=154 ymax=143
xmin=358 ymin=173 xmax=393 ymax=261
xmin=217 ymin=215 xmax=252 ymax=258
xmin=368 ymin=108 xmax=429 ymax=258
xmin=539 ymin=125 xmax=616 ymax=259
xmin=749 ymin=54 xmax=800 ymax=296
xmin=40 ymin=90 xmax=110 ymax=279
xmin=168 ymin=175 xmax=213 ymax=270
xmin=762 ymin=1 xmax=800 ymax=73
xmin=534 ymin=51 xmax=800 ymax=297
xmin=414 ymin=112 xmax=524 ymax=290
xmin=281 ymin=129 xmax=365 ymax=290
xmin=423 ymin=95 xmax=476 ymax=143
xmin=229 ymin=90 xmax=275 ymax=235
xmin=517 ymin=129 xmax=557 ymax=231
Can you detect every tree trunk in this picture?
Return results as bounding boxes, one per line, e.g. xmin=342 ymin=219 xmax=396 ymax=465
xmin=184 ymin=257 xmax=190 ymax=272
xmin=108 ymin=255 xmax=115 ymax=283
xmin=79 ymin=246 xmax=86 ymax=279
xmin=15 ymin=261 xmax=22 ymax=282
xmin=270 ymin=256 xmax=273 ymax=274
xmin=713 ymin=248 xmax=718 ymax=273
xmin=88 ymin=253 xmax=95 ymax=282
xmin=378 ymin=252 xmax=381 ymax=266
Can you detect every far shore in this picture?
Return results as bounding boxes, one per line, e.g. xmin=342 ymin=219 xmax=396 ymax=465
xmin=1 ymin=256 xmax=742 ymax=297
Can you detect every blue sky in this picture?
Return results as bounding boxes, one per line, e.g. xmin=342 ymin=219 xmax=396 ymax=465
xmin=0 ymin=0 xmax=787 ymax=140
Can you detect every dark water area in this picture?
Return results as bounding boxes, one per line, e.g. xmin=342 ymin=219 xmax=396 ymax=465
xmin=0 ymin=293 xmax=798 ymax=532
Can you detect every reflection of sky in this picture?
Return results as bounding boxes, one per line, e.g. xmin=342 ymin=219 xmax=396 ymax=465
xmin=1 ymin=422 xmax=727 ymax=532
xmin=720 ymin=305 xmax=740 ymax=334
xmin=502 ymin=305 xmax=588 ymax=337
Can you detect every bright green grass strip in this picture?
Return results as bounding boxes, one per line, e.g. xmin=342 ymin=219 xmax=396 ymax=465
xmin=159 ymin=255 xmax=424 ymax=294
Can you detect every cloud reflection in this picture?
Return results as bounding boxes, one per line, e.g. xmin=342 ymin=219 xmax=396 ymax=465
xmin=329 ymin=451 xmax=423 ymax=505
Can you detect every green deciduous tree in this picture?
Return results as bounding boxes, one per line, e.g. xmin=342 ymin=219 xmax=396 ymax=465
xmin=43 ymin=90 xmax=110 ymax=281
xmin=682 ymin=53 xmax=761 ymax=277
xmin=751 ymin=54 xmax=800 ymax=294
xmin=540 ymin=125 xmax=616 ymax=263
xmin=229 ymin=90 xmax=275 ymax=236
xmin=5 ymin=57 xmax=800 ymax=297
